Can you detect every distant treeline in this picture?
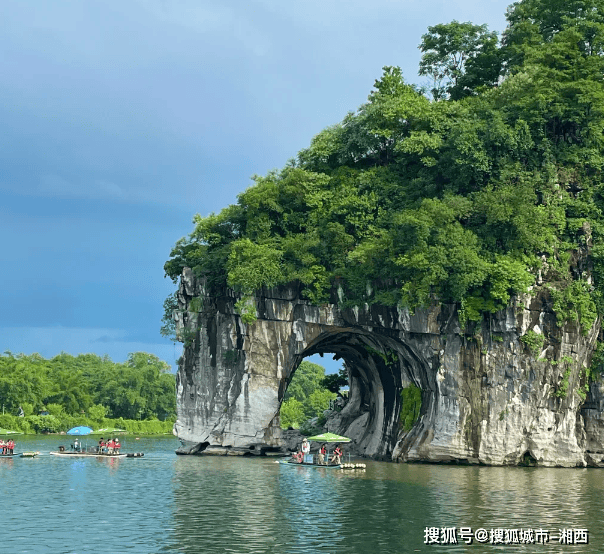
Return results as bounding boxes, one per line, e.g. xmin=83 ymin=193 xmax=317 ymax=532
xmin=0 ymin=413 xmax=174 ymax=436
xmin=0 ymin=351 xmax=176 ymax=434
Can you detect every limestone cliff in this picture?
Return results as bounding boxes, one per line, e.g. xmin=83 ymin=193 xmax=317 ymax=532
xmin=173 ymin=267 xmax=604 ymax=466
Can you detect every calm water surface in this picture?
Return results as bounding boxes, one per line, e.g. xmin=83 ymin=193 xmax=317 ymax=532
xmin=1 ymin=435 xmax=603 ymax=553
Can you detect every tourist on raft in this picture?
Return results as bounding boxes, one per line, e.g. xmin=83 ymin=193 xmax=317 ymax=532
xmin=301 ymin=438 xmax=310 ymax=462
xmin=113 ymin=438 xmax=121 ymax=454
xmin=318 ymin=443 xmax=327 ymax=465
xmin=292 ymin=449 xmax=303 ymax=463
xmin=1 ymin=439 xmax=15 ymax=455
xmin=291 ymin=438 xmax=309 ymax=463
xmin=98 ymin=437 xmax=105 ymax=454
xmin=330 ymin=445 xmax=343 ymax=465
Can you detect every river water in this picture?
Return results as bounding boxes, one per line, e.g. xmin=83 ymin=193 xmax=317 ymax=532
xmin=1 ymin=435 xmax=602 ymax=553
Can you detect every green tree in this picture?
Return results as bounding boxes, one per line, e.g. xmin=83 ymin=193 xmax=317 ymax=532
xmin=322 ymin=367 xmax=348 ymax=393
xmin=160 ymin=292 xmax=179 ymax=341
xmin=419 ymin=21 xmax=500 ymax=99
xmin=306 ymin=388 xmax=336 ymax=420
xmin=0 ymin=351 xmax=175 ymax=421
xmin=503 ymin=0 xmax=604 ymax=71
xmin=280 ymin=398 xmax=305 ymax=428
xmin=281 ymin=361 xmax=336 ymax=428
xmin=87 ymin=404 xmax=108 ymax=422
xmin=284 ymin=361 xmax=326 ymax=404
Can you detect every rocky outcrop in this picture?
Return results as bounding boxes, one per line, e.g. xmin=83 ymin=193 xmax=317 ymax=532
xmin=173 ymin=268 xmax=604 ymax=466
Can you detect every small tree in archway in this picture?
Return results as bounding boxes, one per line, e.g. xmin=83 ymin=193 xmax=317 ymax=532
xmin=321 ymin=367 xmax=348 ymax=394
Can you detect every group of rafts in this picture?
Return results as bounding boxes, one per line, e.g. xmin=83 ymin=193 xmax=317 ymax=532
xmin=279 ymin=432 xmax=366 ymax=471
xmin=0 ymin=427 xmax=144 ymax=459
xmin=0 ymin=430 xmax=38 ymax=458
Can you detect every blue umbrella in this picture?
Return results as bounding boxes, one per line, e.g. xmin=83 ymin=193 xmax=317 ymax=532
xmin=67 ymin=426 xmax=93 ymax=436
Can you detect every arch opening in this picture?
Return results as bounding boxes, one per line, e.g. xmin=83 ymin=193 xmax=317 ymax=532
xmin=278 ymin=329 xmax=430 ymax=460
xmin=518 ymin=451 xmax=538 ymax=467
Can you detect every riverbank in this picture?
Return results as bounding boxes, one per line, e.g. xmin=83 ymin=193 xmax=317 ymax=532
xmin=0 ymin=413 xmax=174 ymax=435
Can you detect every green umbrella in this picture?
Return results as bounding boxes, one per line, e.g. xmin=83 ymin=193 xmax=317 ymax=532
xmin=306 ymin=432 xmax=351 ymax=443
xmin=0 ymin=428 xmax=23 ymax=435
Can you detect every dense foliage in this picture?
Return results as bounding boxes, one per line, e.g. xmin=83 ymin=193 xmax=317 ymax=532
xmin=400 ymin=384 xmax=423 ymax=432
xmin=321 ymin=367 xmax=349 ymax=394
xmin=280 ymin=361 xmax=337 ymax=429
xmin=165 ymin=0 xmax=604 ymax=333
xmin=0 ymin=351 xmax=176 ymax=424
xmin=0 ymin=412 xmax=174 ymax=436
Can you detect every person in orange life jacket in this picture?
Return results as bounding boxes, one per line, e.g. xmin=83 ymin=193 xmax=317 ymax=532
xmin=98 ymin=437 xmax=105 ymax=454
xmin=318 ymin=444 xmax=327 ymax=465
xmin=107 ymin=439 xmax=116 ymax=454
xmin=114 ymin=438 xmax=121 ymax=454
xmin=0 ymin=440 xmax=6 ymax=455
xmin=8 ymin=439 xmax=15 ymax=455
xmin=330 ymin=445 xmax=342 ymax=465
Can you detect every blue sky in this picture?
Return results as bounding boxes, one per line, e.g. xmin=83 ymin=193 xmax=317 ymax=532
xmin=0 ymin=0 xmax=511 ymax=373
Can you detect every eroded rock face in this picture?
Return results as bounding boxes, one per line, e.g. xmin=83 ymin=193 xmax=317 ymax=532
xmin=173 ymin=268 xmax=603 ymax=466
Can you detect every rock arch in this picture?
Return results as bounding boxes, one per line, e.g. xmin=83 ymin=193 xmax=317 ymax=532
xmin=173 ymin=268 xmax=603 ymax=466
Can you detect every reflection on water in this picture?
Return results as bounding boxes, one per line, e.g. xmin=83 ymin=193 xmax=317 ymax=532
xmin=1 ymin=436 xmax=603 ymax=553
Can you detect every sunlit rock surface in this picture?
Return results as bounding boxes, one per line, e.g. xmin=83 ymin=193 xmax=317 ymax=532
xmin=173 ymin=267 xmax=603 ymax=466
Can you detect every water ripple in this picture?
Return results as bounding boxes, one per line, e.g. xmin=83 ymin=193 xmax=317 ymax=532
xmin=1 ymin=437 xmax=602 ymax=553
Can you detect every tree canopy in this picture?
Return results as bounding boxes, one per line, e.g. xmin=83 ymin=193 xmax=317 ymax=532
xmin=0 ymin=351 xmax=176 ymax=421
xmin=165 ymin=0 xmax=604 ymax=334
xmin=419 ymin=21 xmax=501 ymax=100
xmin=280 ymin=361 xmax=337 ymax=429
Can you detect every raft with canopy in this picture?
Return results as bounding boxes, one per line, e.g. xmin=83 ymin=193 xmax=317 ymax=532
xmin=280 ymin=433 xmax=352 ymax=468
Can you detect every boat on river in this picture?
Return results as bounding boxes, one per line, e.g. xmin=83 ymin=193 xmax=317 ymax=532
xmin=0 ymin=452 xmax=38 ymax=459
xmin=49 ymin=450 xmax=144 ymax=458
xmin=279 ymin=459 xmax=341 ymax=469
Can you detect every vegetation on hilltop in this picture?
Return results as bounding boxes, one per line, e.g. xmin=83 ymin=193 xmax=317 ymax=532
xmin=0 ymin=351 xmax=176 ymax=434
xmin=164 ymin=0 xmax=604 ymax=333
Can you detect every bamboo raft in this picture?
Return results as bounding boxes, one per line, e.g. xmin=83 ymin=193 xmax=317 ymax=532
xmin=279 ymin=459 xmax=341 ymax=469
xmin=50 ymin=451 xmax=144 ymax=458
